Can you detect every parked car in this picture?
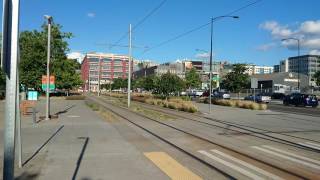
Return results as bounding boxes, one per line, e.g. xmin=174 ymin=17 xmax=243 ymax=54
xmin=271 ymin=93 xmax=286 ymax=100
xmin=213 ymin=91 xmax=231 ymax=99
xmin=283 ymin=93 xmax=318 ymax=107
xmin=244 ymin=94 xmax=271 ymax=103
xmin=188 ymin=89 xmax=204 ymax=97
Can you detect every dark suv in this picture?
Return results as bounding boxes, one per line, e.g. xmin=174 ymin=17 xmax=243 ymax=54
xmin=283 ymin=93 xmax=318 ymax=107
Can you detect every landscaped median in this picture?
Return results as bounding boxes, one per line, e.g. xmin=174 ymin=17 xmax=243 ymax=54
xmin=198 ymin=97 xmax=267 ymax=110
xmin=103 ymin=92 xmax=198 ymax=113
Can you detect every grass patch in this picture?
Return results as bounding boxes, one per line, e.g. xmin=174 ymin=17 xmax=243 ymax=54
xmin=99 ymin=108 xmax=119 ymax=123
xmin=85 ymin=101 xmax=100 ymax=111
xmin=65 ymin=95 xmax=86 ymax=100
xmin=131 ymin=105 xmax=176 ymax=121
xmin=211 ymin=99 xmax=267 ymax=110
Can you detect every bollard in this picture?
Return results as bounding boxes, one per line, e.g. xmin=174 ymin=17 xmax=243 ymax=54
xmin=32 ymin=107 xmax=37 ymax=124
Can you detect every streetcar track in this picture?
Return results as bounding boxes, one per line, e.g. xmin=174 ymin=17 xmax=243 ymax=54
xmin=89 ymin=95 xmax=309 ymax=179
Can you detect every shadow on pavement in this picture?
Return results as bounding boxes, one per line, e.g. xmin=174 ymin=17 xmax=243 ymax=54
xmin=15 ymin=172 xmax=39 ymax=180
xmin=72 ymin=137 xmax=90 ymax=180
xmin=54 ymin=104 xmax=76 ymax=115
xmin=22 ymin=125 xmax=65 ymax=166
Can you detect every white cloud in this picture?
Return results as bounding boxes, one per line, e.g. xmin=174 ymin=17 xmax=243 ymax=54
xmin=256 ymin=43 xmax=276 ymax=51
xmin=261 ymin=20 xmax=320 ymax=52
xmin=309 ymin=49 xmax=320 ymax=55
xmin=260 ymin=21 xmax=293 ymax=38
xmin=195 ymin=52 xmax=210 ymax=59
xmin=87 ymin=12 xmax=96 ymax=18
xmin=300 ymin=20 xmax=320 ymax=35
xmin=67 ymin=52 xmax=85 ymax=63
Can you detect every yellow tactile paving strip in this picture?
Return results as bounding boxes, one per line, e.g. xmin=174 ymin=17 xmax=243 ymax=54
xmin=144 ymin=152 xmax=203 ymax=180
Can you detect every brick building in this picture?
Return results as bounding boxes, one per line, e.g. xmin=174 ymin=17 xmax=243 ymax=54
xmin=81 ymin=53 xmax=132 ymax=92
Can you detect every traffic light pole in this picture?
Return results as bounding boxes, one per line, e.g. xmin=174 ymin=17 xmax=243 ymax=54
xmin=2 ymin=0 xmax=21 ymax=179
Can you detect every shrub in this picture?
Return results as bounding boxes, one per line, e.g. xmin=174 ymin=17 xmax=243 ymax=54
xmin=65 ymin=95 xmax=85 ymax=100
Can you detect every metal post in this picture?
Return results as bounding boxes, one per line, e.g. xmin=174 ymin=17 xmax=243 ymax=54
xmin=128 ymin=24 xmax=132 ymax=108
xmin=209 ymin=18 xmax=213 ymax=113
xmin=297 ymin=39 xmax=300 ymax=91
xmin=98 ymin=57 xmax=101 ymax=96
xmin=2 ymin=0 xmax=21 ymax=178
xmin=16 ymin=60 xmax=22 ymax=168
xmin=45 ymin=16 xmax=52 ymax=121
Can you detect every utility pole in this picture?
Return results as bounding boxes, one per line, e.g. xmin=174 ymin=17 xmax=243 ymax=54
xmin=98 ymin=57 xmax=101 ymax=96
xmin=2 ymin=0 xmax=21 ymax=179
xmin=209 ymin=18 xmax=213 ymax=113
xmin=44 ymin=15 xmax=52 ymax=121
xmin=128 ymin=24 xmax=132 ymax=108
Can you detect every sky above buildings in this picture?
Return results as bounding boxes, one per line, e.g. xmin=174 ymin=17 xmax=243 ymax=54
xmin=2 ymin=0 xmax=320 ymax=65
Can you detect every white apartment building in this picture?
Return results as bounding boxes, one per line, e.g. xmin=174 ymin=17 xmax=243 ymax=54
xmin=245 ymin=65 xmax=274 ymax=75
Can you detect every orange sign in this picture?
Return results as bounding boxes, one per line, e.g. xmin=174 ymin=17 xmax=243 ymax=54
xmin=42 ymin=75 xmax=55 ymax=84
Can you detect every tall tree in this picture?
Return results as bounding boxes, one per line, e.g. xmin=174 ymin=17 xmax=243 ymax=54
xmin=156 ymin=72 xmax=184 ymax=97
xmin=19 ymin=22 xmax=81 ymax=91
xmin=185 ymin=68 xmax=201 ymax=89
xmin=222 ymin=64 xmax=249 ymax=93
xmin=314 ymin=71 xmax=320 ymax=86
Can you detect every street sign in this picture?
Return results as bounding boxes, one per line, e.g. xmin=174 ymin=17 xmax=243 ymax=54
xmin=42 ymin=75 xmax=55 ymax=91
xmin=212 ymin=75 xmax=220 ymax=81
xmin=251 ymin=78 xmax=258 ymax=89
xmin=27 ymin=91 xmax=38 ymax=101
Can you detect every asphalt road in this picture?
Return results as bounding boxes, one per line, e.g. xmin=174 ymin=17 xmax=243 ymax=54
xmin=268 ymin=103 xmax=320 ymax=117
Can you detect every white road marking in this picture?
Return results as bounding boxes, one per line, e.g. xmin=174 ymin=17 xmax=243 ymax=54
xmin=252 ymin=146 xmax=320 ymax=170
xmin=263 ymin=145 xmax=320 ymax=166
xmin=198 ymin=150 xmax=264 ymax=180
xmin=299 ymin=142 xmax=320 ymax=151
xmin=211 ymin=149 xmax=283 ymax=180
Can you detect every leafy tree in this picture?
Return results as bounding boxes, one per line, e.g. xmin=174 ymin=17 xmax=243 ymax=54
xmin=222 ymin=64 xmax=249 ymax=93
xmin=314 ymin=71 xmax=320 ymax=86
xmin=185 ymin=68 xmax=201 ymax=89
xmin=0 ymin=69 xmax=5 ymax=89
xmin=155 ymin=72 xmax=184 ymax=97
xmin=112 ymin=78 xmax=127 ymax=89
xmin=19 ymin=22 xmax=81 ymax=91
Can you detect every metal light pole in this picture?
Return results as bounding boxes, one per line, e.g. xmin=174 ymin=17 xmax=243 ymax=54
xmin=98 ymin=57 xmax=101 ymax=96
xmin=44 ymin=15 xmax=52 ymax=121
xmin=127 ymin=24 xmax=132 ymax=108
xmin=282 ymin=38 xmax=300 ymax=90
xmin=208 ymin=15 xmax=239 ymax=113
xmin=2 ymin=0 xmax=21 ymax=179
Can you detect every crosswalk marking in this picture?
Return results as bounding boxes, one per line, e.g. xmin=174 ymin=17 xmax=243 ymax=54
xmin=198 ymin=150 xmax=264 ymax=180
xmin=210 ymin=150 xmax=283 ymax=180
xmin=144 ymin=152 xmax=203 ymax=180
xmin=252 ymin=146 xmax=320 ymax=170
xmin=262 ymin=145 xmax=320 ymax=166
xmin=298 ymin=142 xmax=320 ymax=151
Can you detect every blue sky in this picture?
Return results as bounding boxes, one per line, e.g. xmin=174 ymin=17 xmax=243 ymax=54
xmin=2 ymin=0 xmax=320 ymax=65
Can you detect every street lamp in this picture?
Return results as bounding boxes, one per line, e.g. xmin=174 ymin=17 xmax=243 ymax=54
xmin=208 ymin=15 xmax=239 ymax=113
xmin=44 ymin=15 xmax=52 ymax=120
xmin=281 ymin=38 xmax=300 ymax=90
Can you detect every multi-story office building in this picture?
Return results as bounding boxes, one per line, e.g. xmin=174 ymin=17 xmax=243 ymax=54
xmin=280 ymin=59 xmax=289 ymax=72
xmin=287 ymin=55 xmax=320 ymax=86
xmin=81 ymin=53 xmax=132 ymax=92
xmin=245 ymin=65 xmax=274 ymax=75
xmin=273 ymin=65 xmax=280 ymax=73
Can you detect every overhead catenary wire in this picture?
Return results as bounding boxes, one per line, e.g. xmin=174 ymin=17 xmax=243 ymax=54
xmin=109 ymin=0 xmax=167 ymax=49
xmin=140 ymin=0 xmax=263 ymax=55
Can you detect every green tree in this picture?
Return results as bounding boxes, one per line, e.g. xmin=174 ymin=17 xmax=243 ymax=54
xmin=185 ymin=68 xmax=201 ymax=89
xmin=19 ymin=22 xmax=81 ymax=91
xmin=112 ymin=78 xmax=127 ymax=90
xmin=222 ymin=64 xmax=249 ymax=93
xmin=155 ymin=72 xmax=184 ymax=97
xmin=314 ymin=71 xmax=320 ymax=86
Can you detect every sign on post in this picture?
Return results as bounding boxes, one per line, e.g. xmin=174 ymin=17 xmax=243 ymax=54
xmin=251 ymin=78 xmax=258 ymax=89
xmin=27 ymin=91 xmax=38 ymax=101
xmin=41 ymin=75 xmax=55 ymax=91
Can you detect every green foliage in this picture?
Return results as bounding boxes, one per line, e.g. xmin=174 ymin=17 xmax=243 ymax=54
xmin=155 ymin=72 xmax=185 ymax=97
xmin=19 ymin=22 xmax=80 ymax=91
xmin=185 ymin=68 xmax=201 ymax=89
xmin=314 ymin=71 xmax=320 ymax=86
xmin=0 ymin=69 xmax=5 ymax=89
xmin=112 ymin=78 xmax=127 ymax=89
xmin=222 ymin=63 xmax=249 ymax=93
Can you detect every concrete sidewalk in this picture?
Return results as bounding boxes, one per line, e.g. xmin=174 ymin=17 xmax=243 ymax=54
xmin=0 ymin=99 xmax=168 ymax=180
